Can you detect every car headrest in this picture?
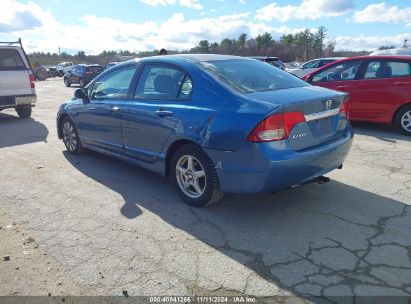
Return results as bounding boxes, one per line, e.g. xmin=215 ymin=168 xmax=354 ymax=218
xmin=376 ymin=66 xmax=392 ymax=78
xmin=154 ymin=75 xmax=177 ymax=96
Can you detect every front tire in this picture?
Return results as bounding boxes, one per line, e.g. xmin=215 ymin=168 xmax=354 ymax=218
xmin=79 ymin=78 xmax=85 ymax=87
xmin=58 ymin=70 xmax=64 ymax=77
xmin=171 ymin=144 xmax=224 ymax=207
xmin=61 ymin=117 xmax=84 ymax=154
xmin=16 ymin=105 xmax=32 ymax=118
xmin=394 ymin=105 xmax=411 ymax=135
xmin=64 ymin=77 xmax=71 ymax=87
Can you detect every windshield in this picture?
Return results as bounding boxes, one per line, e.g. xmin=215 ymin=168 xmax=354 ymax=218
xmin=199 ymin=59 xmax=308 ymax=93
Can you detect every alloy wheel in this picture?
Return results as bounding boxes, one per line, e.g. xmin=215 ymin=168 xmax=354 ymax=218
xmin=400 ymin=110 xmax=411 ymax=132
xmin=175 ymin=155 xmax=206 ymax=199
xmin=62 ymin=121 xmax=78 ymax=152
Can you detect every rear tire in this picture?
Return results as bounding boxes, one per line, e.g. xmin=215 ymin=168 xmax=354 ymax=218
xmin=170 ymin=144 xmax=224 ymax=207
xmin=16 ymin=105 xmax=32 ymax=118
xmin=61 ymin=117 xmax=84 ymax=155
xmin=79 ymin=78 xmax=85 ymax=87
xmin=58 ymin=70 xmax=64 ymax=77
xmin=394 ymin=105 xmax=411 ymax=135
xmin=64 ymin=77 xmax=71 ymax=87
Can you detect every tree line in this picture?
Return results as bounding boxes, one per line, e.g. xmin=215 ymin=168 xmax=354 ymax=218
xmin=29 ymin=27 xmax=373 ymax=65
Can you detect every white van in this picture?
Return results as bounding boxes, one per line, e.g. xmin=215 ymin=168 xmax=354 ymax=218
xmin=0 ymin=39 xmax=36 ymax=118
xmin=370 ymin=48 xmax=411 ymax=56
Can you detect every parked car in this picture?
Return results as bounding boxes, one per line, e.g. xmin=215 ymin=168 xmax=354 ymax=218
xmin=105 ymin=62 xmax=119 ymax=70
xmin=284 ymin=61 xmax=302 ymax=69
xmin=303 ymin=56 xmax=411 ymax=135
xmin=287 ymin=57 xmax=345 ymax=78
xmin=64 ymin=64 xmax=103 ymax=87
xmin=250 ymin=56 xmax=286 ymax=70
xmin=56 ymin=62 xmax=74 ymax=77
xmin=0 ymin=39 xmax=36 ymax=118
xmin=57 ymin=54 xmax=353 ymax=207
xmin=47 ymin=66 xmax=57 ymax=77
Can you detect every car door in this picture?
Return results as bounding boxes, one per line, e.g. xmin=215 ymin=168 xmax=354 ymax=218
xmin=310 ymin=59 xmax=363 ymax=120
xmin=75 ymin=64 xmax=138 ymax=152
xmin=121 ymin=64 xmax=193 ymax=163
xmin=349 ymin=59 xmax=411 ymax=122
xmin=68 ymin=66 xmax=77 ymax=83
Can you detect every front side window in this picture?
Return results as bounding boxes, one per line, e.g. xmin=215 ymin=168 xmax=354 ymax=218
xmin=364 ymin=61 xmax=411 ymax=79
xmin=134 ymin=65 xmax=192 ymax=100
xmin=90 ymin=66 xmax=137 ymax=100
xmin=0 ymin=49 xmax=26 ymax=70
xmin=200 ymin=59 xmax=307 ymax=93
xmin=312 ymin=60 xmax=362 ymax=83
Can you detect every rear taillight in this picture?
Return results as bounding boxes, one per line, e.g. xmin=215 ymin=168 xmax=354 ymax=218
xmin=29 ymin=73 xmax=35 ymax=89
xmin=247 ymin=112 xmax=306 ymax=142
xmin=340 ymin=98 xmax=350 ymax=121
xmin=85 ymin=71 xmax=92 ymax=75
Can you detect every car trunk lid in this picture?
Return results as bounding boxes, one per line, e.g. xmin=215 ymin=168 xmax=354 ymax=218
xmin=247 ymin=86 xmax=349 ymax=151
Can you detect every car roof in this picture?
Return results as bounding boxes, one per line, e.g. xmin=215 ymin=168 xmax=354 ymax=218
xmin=249 ymin=56 xmax=280 ymax=60
xmin=0 ymin=45 xmax=22 ymax=50
xmin=135 ymin=54 xmax=253 ymax=64
xmin=343 ymin=55 xmax=411 ymax=60
xmin=307 ymin=57 xmax=346 ymax=61
xmin=304 ymin=55 xmax=411 ymax=78
xmin=75 ymin=64 xmax=102 ymax=67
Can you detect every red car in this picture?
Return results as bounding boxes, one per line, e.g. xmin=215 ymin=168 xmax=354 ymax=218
xmin=303 ymin=56 xmax=411 ymax=135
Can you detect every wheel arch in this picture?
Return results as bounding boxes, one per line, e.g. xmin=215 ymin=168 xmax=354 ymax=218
xmin=392 ymin=102 xmax=411 ymax=124
xmin=164 ymin=139 xmax=203 ymax=177
xmin=57 ymin=113 xmax=71 ymax=139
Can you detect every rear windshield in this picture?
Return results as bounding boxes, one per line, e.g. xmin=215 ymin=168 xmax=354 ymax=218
xmin=86 ymin=66 xmax=102 ymax=73
xmin=0 ymin=49 xmax=26 ymax=71
xmin=199 ymin=59 xmax=307 ymax=93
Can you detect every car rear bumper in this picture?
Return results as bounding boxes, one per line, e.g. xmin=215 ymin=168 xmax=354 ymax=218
xmin=204 ymin=127 xmax=354 ymax=194
xmin=0 ymin=94 xmax=37 ymax=109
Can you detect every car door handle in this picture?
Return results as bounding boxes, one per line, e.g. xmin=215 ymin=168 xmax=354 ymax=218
xmin=155 ymin=110 xmax=174 ymax=117
xmin=336 ymin=85 xmax=350 ymax=89
xmin=394 ymin=82 xmax=411 ymax=86
xmin=110 ymin=106 xmax=120 ymax=112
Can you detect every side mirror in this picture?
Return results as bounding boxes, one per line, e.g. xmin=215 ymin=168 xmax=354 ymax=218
xmin=74 ymin=88 xmax=87 ymax=100
xmin=305 ymin=75 xmax=313 ymax=83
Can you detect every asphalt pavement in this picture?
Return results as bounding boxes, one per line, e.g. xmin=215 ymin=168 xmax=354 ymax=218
xmin=0 ymin=77 xmax=410 ymax=301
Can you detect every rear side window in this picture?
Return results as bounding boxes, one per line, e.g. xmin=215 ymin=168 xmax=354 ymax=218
xmin=364 ymin=61 xmax=411 ymax=79
xmin=0 ymin=49 xmax=26 ymax=70
xmin=134 ymin=65 xmax=192 ymax=100
xmin=87 ymin=66 xmax=103 ymax=73
xmin=200 ymin=59 xmax=307 ymax=93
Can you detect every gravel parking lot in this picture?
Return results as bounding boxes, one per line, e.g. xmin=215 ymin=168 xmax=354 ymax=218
xmin=1 ymin=77 xmax=410 ymax=300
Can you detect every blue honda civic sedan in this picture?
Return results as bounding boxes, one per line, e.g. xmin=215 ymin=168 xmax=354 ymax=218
xmin=57 ymin=54 xmax=353 ymax=207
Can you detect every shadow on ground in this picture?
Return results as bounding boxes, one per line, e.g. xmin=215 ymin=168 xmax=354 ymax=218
xmin=0 ymin=112 xmax=49 ymax=148
xmin=63 ymin=150 xmax=411 ymax=301
xmin=351 ymin=122 xmax=410 ymax=143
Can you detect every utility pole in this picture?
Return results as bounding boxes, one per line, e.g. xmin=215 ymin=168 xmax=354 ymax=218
xmin=403 ymin=39 xmax=408 ymax=48
xmin=58 ymin=46 xmax=61 ymax=57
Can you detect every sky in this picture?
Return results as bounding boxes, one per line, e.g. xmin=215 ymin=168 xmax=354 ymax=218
xmin=0 ymin=0 xmax=410 ymax=55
